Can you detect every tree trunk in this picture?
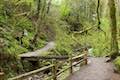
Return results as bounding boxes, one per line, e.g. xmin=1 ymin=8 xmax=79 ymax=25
xmin=97 ymin=0 xmax=101 ymax=29
xmin=36 ymin=0 xmax=41 ymax=17
xmin=47 ymin=0 xmax=52 ymax=14
xmin=109 ymin=0 xmax=119 ymax=59
xmin=97 ymin=0 xmax=106 ymax=38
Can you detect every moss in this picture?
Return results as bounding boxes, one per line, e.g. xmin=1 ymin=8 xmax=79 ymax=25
xmin=113 ymin=57 xmax=120 ymax=73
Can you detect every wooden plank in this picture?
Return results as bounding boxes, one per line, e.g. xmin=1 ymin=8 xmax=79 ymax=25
xmin=72 ymin=54 xmax=85 ymax=60
xmin=8 ymin=65 xmax=54 ymax=80
xmin=72 ymin=59 xmax=85 ymax=66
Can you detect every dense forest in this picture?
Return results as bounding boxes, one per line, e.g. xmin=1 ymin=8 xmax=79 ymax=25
xmin=0 ymin=0 xmax=120 ymax=80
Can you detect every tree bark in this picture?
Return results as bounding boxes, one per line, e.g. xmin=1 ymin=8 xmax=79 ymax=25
xmin=47 ymin=0 xmax=52 ymax=14
xmin=97 ymin=0 xmax=101 ymax=29
xmin=109 ymin=0 xmax=119 ymax=59
xmin=97 ymin=0 xmax=106 ymax=38
xmin=36 ymin=0 xmax=41 ymax=17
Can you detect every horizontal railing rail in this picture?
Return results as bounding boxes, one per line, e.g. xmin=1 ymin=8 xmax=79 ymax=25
xmin=8 ymin=65 xmax=54 ymax=80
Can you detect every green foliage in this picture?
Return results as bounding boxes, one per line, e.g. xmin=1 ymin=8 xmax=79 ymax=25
xmin=0 ymin=0 xmax=48 ymax=78
xmin=15 ymin=17 xmax=33 ymax=30
xmin=74 ymin=18 xmax=111 ymax=57
xmin=6 ymin=41 xmax=28 ymax=55
xmin=54 ymin=21 xmax=75 ymax=55
xmin=113 ymin=57 xmax=120 ymax=72
xmin=1 ymin=0 xmax=120 ymax=78
xmin=36 ymin=38 xmax=46 ymax=49
xmin=0 ymin=0 xmax=46 ymax=55
xmin=60 ymin=1 xmax=70 ymax=18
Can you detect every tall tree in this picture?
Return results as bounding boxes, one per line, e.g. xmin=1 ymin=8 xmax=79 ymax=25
xmin=109 ymin=0 xmax=119 ymax=60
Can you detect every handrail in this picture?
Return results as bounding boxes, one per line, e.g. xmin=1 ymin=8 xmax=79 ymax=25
xmin=57 ymin=59 xmax=85 ymax=76
xmin=72 ymin=54 xmax=85 ymax=60
xmin=8 ymin=65 xmax=54 ymax=80
xmin=8 ymin=50 xmax=88 ymax=80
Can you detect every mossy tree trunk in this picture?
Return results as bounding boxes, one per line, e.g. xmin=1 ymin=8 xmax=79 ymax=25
xmin=109 ymin=0 xmax=119 ymax=59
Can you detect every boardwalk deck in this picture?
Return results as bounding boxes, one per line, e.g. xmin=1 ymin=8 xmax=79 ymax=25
xmin=66 ymin=57 xmax=120 ymax=80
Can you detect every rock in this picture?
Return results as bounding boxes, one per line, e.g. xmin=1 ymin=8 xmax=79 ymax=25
xmin=34 ymin=75 xmax=40 ymax=79
xmin=28 ymin=77 xmax=33 ymax=80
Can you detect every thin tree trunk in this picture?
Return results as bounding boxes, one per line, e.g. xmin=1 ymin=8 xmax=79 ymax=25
xmin=36 ymin=0 xmax=41 ymax=17
xmin=109 ymin=0 xmax=119 ymax=59
xmin=97 ymin=0 xmax=106 ymax=38
xmin=47 ymin=0 xmax=52 ymax=14
xmin=97 ymin=0 xmax=101 ymax=30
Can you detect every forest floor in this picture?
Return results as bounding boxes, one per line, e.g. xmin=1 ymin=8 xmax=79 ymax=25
xmin=66 ymin=57 xmax=120 ymax=80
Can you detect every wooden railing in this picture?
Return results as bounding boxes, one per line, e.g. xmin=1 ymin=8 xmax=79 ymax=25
xmin=8 ymin=50 xmax=88 ymax=80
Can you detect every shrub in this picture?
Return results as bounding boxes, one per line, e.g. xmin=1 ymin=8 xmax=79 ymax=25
xmin=113 ymin=57 xmax=120 ymax=73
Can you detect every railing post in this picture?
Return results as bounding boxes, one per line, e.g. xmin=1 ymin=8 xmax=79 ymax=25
xmin=69 ymin=55 xmax=73 ymax=74
xmin=52 ymin=59 xmax=57 ymax=80
xmin=84 ymin=48 xmax=88 ymax=65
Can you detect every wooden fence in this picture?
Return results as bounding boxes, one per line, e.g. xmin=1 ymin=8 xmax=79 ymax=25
xmin=7 ymin=49 xmax=88 ymax=80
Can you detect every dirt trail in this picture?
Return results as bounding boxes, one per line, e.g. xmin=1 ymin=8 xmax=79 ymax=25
xmin=67 ymin=57 xmax=120 ymax=80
